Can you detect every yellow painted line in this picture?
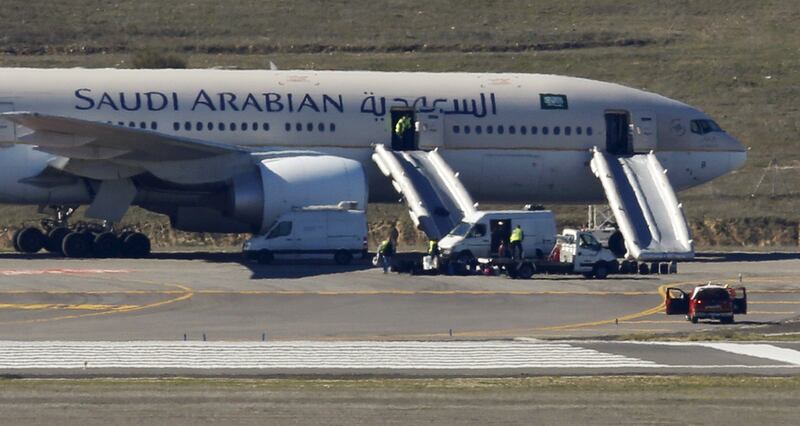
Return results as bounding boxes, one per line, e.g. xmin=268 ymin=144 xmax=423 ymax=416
xmin=0 ymin=303 xmax=139 ymax=311
xmin=619 ymin=320 xmax=687 ymax=324
xmin=192 ymin=289 xmax=656 ymax=296
xmin=0 ymin=290 xmax=184 ymax=295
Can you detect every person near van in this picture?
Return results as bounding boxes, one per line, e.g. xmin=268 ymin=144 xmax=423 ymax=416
xmin=377 ymin=238 xmax=395 ymax=273
xmin=395 ymin=115 xmax=412 ymax=136
xmin=510 ymin=225 xmax=524 ymax=260
xmin=497 ymin=240 xmax=509 ymax=258
xmin=428 ymin=240 xmax=439 ymax=256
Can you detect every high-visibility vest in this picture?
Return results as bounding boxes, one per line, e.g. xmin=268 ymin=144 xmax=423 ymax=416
xmin=378 ymin=240 xmax=392 ymax=255
xmin=428 ymin=240 xmax=438 ymax=255
xmin=510 ymin=228 xmax=524 ymax=243
xmin=395 ymin=116 xmax=412 ymax=136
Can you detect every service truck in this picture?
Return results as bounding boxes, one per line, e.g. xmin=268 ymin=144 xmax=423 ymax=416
xmin=438 ymin=211 xmax=618 ymax=279
xmin=243 ymin=204 xmax=368 ymax=265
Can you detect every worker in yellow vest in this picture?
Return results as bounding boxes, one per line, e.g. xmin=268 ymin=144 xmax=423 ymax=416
xmin=395 ymin=116 xmax=412 ymax=137
xmin=510 ymin=225 xmax=524 ymax=260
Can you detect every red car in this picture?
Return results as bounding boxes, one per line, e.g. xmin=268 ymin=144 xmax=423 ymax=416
xmin=665 ymin=283 xmax=747 ymax=324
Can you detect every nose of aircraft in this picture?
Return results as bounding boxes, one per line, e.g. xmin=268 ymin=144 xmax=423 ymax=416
xmin=725 ymin=133 xmax=747 ymax=170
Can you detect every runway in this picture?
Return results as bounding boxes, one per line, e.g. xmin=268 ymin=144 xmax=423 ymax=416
xmin=0 ymin=251 xmax=798 ymax=375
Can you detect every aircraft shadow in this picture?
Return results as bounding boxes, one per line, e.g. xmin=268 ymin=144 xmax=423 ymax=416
xmin=693 ymin=251 xmax=800 ymax=263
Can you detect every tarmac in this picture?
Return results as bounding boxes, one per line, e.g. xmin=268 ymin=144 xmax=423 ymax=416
xmin=0 ymin=250 xmax=798 ymax=376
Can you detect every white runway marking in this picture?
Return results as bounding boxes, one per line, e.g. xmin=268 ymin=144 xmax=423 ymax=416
xmin=697 ymin=343 xmax=800 ymax=365
xmin=0 ymin=340 xmax=660 ymax=369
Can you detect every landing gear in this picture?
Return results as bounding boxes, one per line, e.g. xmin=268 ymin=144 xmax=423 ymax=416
xmin=10 ymin=206 xmax=151 ymax=258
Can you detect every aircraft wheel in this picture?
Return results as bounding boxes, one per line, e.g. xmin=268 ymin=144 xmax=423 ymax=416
xmin=62 ymin=232 xmax=92 ymax=258
xmin=93 ymin=232 xmax=122 ymax=258
xmin=334 ymin=250 xmax=352 ymax=265
xmin=17 ymin=227 xmax=44 ymax=254
xmin=517 ymin=263 xmax=535 ymax=280
xmin=638 ymin=263 xmax=650 ymax=275
xmin=122 ymin=232 xmax=151 ymax=258
xmin=45 ymin=227 xmax=70 ymax=254
xmin=11 ymin=228 xmax=22 ymax=252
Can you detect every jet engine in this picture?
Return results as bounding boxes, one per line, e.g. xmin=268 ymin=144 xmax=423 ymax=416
xmin=229 ymin=155 xmax=367 ymax=233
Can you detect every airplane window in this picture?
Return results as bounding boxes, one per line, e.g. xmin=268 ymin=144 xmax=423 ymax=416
xmin=565 ymin=126 xmax=571 ymax=136
xmin=230 ymin=122 xmax=237 ymax=131
xmin=475 ymin=125 xmax=482 ymax=134
xmin=329 ymin=123 xmax=336 ymax=132
xmin=195 ymin=122 xmax=202 ymax=131
xmin=453 ymin=125 xmax=460 ymax=134
xmin=464 ymin=125 xmax=471 ymax=134
xmin=487 ymin=125 xmax=493 ymax=134
xmin=691 ymin=119 xmax=723 ymax=135
xmin=296 ymin=123 xmax=303 ymax=131
xmin=285 ymin=122 xmax=291 ymax=131
xmin=129 ymin=121 xmax=136 ymax=127
xmin=554 ymin=126 xmax=560 ymax=135
xmin=253 ymin=122 xmax=258 ymax=131
xmin=576 ymin=126 xmax=582 ymax=135
xmin=151 ymin=122 xmax=158 ymax=130
xmin=542 ymin=126 xmax=549 ymax=135
xmin=317 ymin=123 xmax=324 ymax=132
xmin=139 ymin=122 xmax=147 ymax=129
xmin=242 ymin=122 xmax=249 ymax=131
xmin=587 ymin=127 xmax=593 ymax=136
xmin=531 ymin=126 xmax=538 ymax=135
xmin=497 ymin=125 xmax=504 ymax=134
xmin=264 ymin=123 xmax=271 ymax=131
xmin=218 ymin=122 xmax=226 ymax=131
xmin=118 ymin=121 xmax=125 ymax=126
xmin=509 ymin=125 xmax=516 ymax=135
xmin=173 ymin=122 xmax=180 ymax=131
xmin=207 ymin=122 xmax=214 ymax=131
xmin=184 ymin=122 xmax=191 ymax=131
xmin=520 ymin=126 xmax=527 ymax=135
xmin=307 ymin=123 xmax=314 ymax=131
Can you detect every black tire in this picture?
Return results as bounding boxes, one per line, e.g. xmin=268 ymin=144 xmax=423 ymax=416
xmin=17 ymin=227 xmax=44 ymax=254
xmin=257 ymin=250 xmax=274 ymax=264
xmin=638 ymin=263 xmax=650 ymax=275
xmin=46 ymin=227 xmax=70 ymax=254
xmin=721 ymin=317 xmax=734 ymax=324
xmin=582 ymin=272 xmax=594 ymax=279
xmin=334 ymin=250 xmax=352 ymax=265
xmin=456 ymin=251 xmax=474 ymax=264
xmin=11 ymin=228 xmax=22 ymax=252
xmin=690 ymin=316 xmax=698 ymax=324
xmin=62 ymin=232 xmax=92 ymax=258
xmin=517 ymin=263 xmax=535 ymax=280
xmin=593 ymin=262 xmax=609 ymax=279
xmin=93 ymin=232 xmax=122 ymax=258
xmin=122 ymin=232 xmax=151 ymax=258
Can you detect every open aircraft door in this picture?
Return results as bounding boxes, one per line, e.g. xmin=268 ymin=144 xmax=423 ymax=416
xmin=732 ymin=287 xmax=747 ymax=315
xmin=417 ymin=112 xmax=444 ymax=150
xmin=0 ymin=103 xmax=16 ymax=143
xmin=631 ymin=109 xmax=657 ymax=153
xmin=665 ymin=287 xmax=689 ymax=315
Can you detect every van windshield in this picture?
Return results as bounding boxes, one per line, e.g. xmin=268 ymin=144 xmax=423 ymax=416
xmin=267 ymin=221 xmax=292 ymax=239
xmin=449 ymin=222 xmax=473 ymax=237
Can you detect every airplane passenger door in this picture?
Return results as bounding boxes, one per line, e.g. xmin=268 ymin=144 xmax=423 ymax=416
xmin=630 ymin=110 xmax=657 ymax=153
xmin=417 ymin=112 xmax=444 ymax=150
xmin=0 ymin=103 xmax=16 ymax=144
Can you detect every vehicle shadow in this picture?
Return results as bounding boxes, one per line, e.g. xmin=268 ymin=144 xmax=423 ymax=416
xmin=693 ymin=251 xmax=800 ymax=263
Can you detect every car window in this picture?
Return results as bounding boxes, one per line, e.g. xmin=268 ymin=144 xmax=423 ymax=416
xmin=695 ymin=288 xmax=729 ymax=303
xmin=467 ymin=224 xmax=487 ymax=238
xmin=267 ymin=221 xmax=292 ymax=239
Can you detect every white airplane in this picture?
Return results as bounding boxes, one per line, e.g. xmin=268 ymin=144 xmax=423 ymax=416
xmin=0 ymin=68 xmax=745 ymax=258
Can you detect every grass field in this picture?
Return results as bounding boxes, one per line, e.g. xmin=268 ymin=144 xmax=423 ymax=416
xmin=1 ymin=0 xmax=799 ymax=247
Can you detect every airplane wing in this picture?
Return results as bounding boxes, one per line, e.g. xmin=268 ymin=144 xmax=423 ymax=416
xmin=2 ymin=112 xmax=250 ymax=162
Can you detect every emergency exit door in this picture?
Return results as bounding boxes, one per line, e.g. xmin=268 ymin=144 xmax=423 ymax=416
xmin=0 ymin=103 xmax=16 ymax=143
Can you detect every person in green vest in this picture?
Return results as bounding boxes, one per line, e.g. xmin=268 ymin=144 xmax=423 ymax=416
xmin=377 ymin=238 xmax=395 ymax=273
xmin=510 ymin=225 xmax=524 ymax=260
xmin=394 ymin=115 xmax=412 ymax=137
xmin=427 ymin=240 xmax=439 ymax=256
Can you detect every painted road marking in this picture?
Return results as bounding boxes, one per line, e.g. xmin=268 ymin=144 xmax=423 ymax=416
xmin=0 ymin=340 xmax=661 ymax=369
xmin=699 ymin=343 xmax=800 ymax=365
xmin=0 ymin=303 xmax=139 ymax=311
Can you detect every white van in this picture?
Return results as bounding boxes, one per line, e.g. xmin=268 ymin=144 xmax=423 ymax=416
xmin=243 ymin=207 xmax=368 ymax=265
xmin=438 ymin=210 xmax=557 ymax=262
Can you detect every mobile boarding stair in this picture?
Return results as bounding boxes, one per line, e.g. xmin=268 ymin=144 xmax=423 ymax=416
xmin=590 ymin=147 xmax=694 ymax=262
xmin=372 ymin=144 xmax=476 ymax=240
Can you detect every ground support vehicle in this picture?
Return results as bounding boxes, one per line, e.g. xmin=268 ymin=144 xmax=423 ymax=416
xmin=243 ymin=204 xmax=368 ymax=265
xmin=665 ymin=283 xmax=747 ymax=323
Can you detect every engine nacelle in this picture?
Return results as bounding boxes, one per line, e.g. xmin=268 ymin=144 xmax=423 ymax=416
xmin=231 ymin=155 xmax=367 ymax=233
